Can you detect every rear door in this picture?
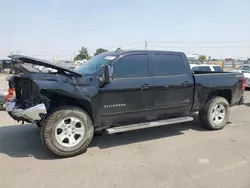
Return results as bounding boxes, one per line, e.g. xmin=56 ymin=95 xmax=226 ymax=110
xmin=151 ymin=52 xmax=194 ymax=118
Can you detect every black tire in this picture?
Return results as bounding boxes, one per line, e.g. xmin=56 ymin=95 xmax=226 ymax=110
xmin=199 ymin=96 xmax=230 ymax=130
xmin=41 ymin=106 xmax=94 ymax=158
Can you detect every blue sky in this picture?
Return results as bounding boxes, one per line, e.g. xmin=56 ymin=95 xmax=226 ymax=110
xmin=0 ymin=0 xmax=250 ymax=60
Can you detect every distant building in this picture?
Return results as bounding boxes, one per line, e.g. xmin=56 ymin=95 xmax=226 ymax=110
xmin=187 ymin=54 xmax=201 ymax=64
xmin=187 ymin=54 xmax=199 ymax=60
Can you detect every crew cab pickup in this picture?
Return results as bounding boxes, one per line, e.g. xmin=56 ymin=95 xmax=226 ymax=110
xmin=5 ymin=51 xmax=245 ymax=157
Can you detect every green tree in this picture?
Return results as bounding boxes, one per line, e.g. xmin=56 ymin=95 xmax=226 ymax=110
xmin=199 ymin=55 xmax=206 ymax=62
xmin=94 ymin=48 xmax=108 ymax=56
xmin=74 ymin=47 xmax=89 ymax=61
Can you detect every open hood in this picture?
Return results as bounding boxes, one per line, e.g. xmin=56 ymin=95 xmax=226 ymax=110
xmin=8 ymin=55 xmax=82 ymax=77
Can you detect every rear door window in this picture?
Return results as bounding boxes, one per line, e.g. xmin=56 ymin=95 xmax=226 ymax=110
xmin=153 ymin=54 xmax=186 ymax=76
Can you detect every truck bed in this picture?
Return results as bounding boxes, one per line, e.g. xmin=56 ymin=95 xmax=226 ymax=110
xmin=193 ymin=71 xmax=244 ymax=110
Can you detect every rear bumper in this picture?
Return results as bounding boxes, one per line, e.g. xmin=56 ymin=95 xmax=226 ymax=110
xmin=5 ymin=101 xmax=47 ymax=122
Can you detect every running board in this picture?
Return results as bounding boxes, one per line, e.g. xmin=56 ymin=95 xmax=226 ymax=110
xmin=105 ymin=116 xmax=194 ymax=134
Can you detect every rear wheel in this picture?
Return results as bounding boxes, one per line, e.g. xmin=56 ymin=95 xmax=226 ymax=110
xmin=41 ymin=106 xmax=94 ymax=157
xmin=199 ymin=97 xmax=230 ymax=130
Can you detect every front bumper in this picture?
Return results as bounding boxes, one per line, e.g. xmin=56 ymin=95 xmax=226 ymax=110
xmin=5 ymin=101 xmax=47 ymax=122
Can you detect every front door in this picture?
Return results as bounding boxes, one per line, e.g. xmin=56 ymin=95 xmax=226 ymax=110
xmin=150 ymin=53 xmax=194 ymax=118
xmin=97 ymin=53 xmax=155 ymax=126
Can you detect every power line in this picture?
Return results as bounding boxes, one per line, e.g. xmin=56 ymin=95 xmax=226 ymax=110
xmin=103 ymin=41 xmax=145 ymax=48
xmin=122 ymin=46 xmax=145 ymax=50
xmin=148 ymin=40 xmax=250 ymax=44
xmin=147 ymin=45 xmax=250 ymax=49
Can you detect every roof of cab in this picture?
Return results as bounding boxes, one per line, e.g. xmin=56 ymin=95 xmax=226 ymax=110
xmin=118 ymin=50 xmax=184 ymax=55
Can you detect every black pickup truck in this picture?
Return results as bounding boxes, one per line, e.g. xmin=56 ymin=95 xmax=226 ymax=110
xmin=5 ymin=51 xmax=245 ymax=157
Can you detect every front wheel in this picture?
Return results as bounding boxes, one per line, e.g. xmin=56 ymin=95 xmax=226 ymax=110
xmin=199 ymin=97 xmax=230 ymax=130
xmin=41 ymin=106 xmax=94 ymax=157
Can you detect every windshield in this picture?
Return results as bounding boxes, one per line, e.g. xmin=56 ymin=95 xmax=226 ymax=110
xmin=74 ymin=52 xmax=118 ymax=76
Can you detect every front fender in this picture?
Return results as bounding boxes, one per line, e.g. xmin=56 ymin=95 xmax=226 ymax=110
xmin=35 ymin=80 xmax=99 ymax=123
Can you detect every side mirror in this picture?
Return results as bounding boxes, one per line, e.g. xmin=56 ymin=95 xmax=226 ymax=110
xmin=99 ymin=64 xmax=112 ymax=87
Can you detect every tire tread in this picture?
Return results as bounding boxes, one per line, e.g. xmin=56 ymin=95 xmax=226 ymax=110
xmin=199 ymin=96 xmax=230 ymax=130
xmin=41 ymin=106 xmax=94 ymax=158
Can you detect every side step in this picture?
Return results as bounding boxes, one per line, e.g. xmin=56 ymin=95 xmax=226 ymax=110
xmin=105 ymin=116 xmax=194 ymax=134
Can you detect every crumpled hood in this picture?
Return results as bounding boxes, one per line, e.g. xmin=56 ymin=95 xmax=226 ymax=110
xmin=9 ymin=55 xmax=82 ymax=77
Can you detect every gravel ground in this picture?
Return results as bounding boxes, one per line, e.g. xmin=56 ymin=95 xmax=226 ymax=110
xmin=0 ymin=74 xmax=250 ymax=188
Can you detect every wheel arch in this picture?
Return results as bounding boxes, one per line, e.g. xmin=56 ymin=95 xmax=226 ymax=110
xmin=207 ymin=89 xmax=232 ymax=104
xmin=40 ymin=90 xmax=94 ymax=123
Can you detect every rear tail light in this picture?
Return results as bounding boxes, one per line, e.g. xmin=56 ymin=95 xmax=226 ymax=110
xmin=5 ymin=88 xmax=15 ymax=102
xmin=242 ymin=77 xmax=246 ymax=91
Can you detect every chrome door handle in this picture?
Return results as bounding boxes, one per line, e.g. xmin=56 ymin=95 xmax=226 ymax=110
xmin=141 ymin=83 xmax=150 ymax=90
xmin=181 ymin=81 xmax=189 ymax=86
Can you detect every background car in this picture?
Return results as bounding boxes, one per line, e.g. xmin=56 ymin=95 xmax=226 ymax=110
xmin=240 ymin=67 xmax=250 ymax=88
xmin=189 ymin=64 xmax=224 ymax=72
xmin=0 ymin=59 xmax=13 ymax=73
xmin=231 ymin=65 xmax=250 ymax=73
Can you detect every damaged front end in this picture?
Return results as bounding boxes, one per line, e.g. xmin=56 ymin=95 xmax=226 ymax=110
xmin=5 ymin=75 xmax=50 ymax=123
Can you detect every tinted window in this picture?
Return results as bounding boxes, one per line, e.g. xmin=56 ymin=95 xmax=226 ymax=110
xmin=113 ymin=54 xmax=148 ymax=78
xmin=192 ymin=66 xmax=211 ymax=71
xmin=213 ymin=66 xmax=223 ymax=72
xmin=154 ymin=54 xmax=185 ymax=76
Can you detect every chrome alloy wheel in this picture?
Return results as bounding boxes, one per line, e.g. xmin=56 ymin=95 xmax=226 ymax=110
xmin=55 ymin=117 xmax=85 ymax=147
xmin=211 ymin=104 xmax=225 ymax=124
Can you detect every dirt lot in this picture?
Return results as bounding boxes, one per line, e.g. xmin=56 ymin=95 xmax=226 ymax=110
xmin=0 ymin=74 xmax=250 ymax=188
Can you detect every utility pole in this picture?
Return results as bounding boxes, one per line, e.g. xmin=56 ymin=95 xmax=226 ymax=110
xmin=145 ymin=41 xmax=148 ymax=50
xmin=53 ymin=53 xmax=55 ymax=62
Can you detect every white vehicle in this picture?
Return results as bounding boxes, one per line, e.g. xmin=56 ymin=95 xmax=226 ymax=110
xmin=33 ymin=65 xmax=57 ymax=73
xmin=74 ymin=59 xmax=87 ymax=68
xmin=231 ymin=65 xmax=250 ymax=73
xmin=231 ymin=65 xmax=250 ymax=88
xmin=189 ymin=64 xmax=223 ymax=72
